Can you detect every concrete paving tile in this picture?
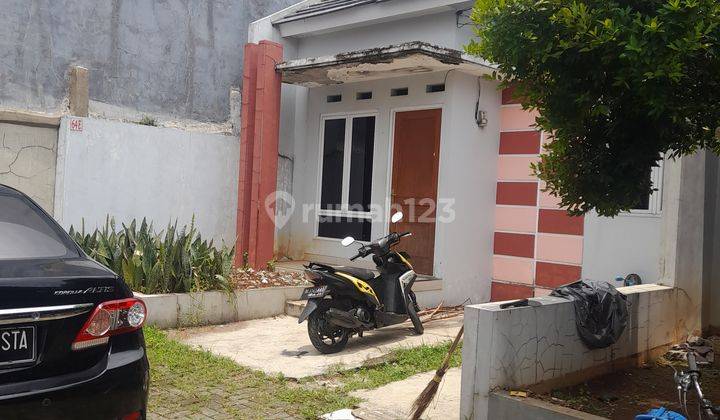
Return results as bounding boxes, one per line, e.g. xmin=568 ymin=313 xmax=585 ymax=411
xmin=351 ymin=367 xmax=461 ymax=420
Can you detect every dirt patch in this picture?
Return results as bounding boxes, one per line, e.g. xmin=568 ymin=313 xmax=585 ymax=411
xmin=537 ymin=337 xmax=720 ymax=419
xmin=228 ymin=267 xmax=309 ymax=290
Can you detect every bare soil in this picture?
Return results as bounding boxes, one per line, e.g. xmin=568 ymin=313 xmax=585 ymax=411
xmin=228 ymin=267 xmax=309 ymax=290
xmin=537 ymin=337 xmax=720 ymax=419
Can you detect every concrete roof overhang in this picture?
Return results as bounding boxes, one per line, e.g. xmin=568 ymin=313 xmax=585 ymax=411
xmin=276 ymin=42 xmax=497 ymax=87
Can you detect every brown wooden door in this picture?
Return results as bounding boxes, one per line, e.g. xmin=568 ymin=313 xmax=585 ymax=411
xmin=391 ymin=109 xmax=442 ymax=275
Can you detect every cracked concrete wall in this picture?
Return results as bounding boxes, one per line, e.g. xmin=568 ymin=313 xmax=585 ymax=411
xmin=0 ymin=0 xmax=299 ymax=122
xmin=0 ymin=123 xmax=57 ymax=213
xmin=461 ymin=285 xmax=681 ymax=419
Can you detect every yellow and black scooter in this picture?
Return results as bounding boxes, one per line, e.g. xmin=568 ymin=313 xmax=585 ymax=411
xmin=298 ymin=212 xmax=423 ymax=354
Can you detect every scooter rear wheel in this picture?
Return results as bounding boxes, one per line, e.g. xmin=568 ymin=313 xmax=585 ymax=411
xmin=308 ymin=306 xmax=349 ymax=354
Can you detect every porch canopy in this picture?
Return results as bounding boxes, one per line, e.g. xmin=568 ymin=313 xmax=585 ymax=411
xmin=276 ymin=41 xmax=497 ymax=87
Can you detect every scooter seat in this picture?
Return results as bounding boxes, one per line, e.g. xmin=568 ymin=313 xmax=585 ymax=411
xmin=332 ymin=266 xmax=376 ymax=282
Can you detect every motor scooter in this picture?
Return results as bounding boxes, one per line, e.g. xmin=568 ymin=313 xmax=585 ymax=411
xmin=298 ymin=212 xmax=423 ymax=354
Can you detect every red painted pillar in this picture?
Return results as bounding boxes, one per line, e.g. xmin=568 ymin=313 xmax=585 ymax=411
xmin=236 ymin=40 xmax=283 ymax=268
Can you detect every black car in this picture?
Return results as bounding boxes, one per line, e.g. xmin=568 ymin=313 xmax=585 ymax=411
xmin=0 ymin=184 xmax=149 ymax=419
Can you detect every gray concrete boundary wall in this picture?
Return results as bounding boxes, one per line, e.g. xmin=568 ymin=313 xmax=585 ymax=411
xmin=54 ymin=116 xmax=239 ymax=245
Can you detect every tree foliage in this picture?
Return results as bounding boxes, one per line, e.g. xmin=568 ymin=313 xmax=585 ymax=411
xmin=468 ymin=0 xmax=720 ymax=216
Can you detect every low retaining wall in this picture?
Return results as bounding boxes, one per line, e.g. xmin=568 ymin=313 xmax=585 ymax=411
xmin=489 ymin=391 xmax=606 ymax=420
xmin=460 ymin=284 xmax=681 ymax=420
xmin=135 ymin=286 xmax=306 ymax=328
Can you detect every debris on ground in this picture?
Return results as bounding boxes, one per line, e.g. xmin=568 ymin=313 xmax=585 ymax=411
xmin=510 ymin=390 xmax=528 ymax=398
xmin=228 ymin=267 xmax=309 ymax=290
xmin=418 ymin=301 xmax=466 ymax=322
xmin=662 ymin=335 xmax=715 ymax=365
xmin=538 ymin=336 xmax=720 ymax=420
xmin=320 ymin=409 xmax=358 ymax=420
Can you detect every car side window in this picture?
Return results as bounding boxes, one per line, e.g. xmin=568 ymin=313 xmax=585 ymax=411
xmin=0 ymin=194 xmax=79 ymax=260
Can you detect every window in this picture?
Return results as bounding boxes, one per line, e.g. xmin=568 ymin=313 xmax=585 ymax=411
xmin=0 ymin=194 xmax=80 ymax=260
xmin=318 ymin=115 xmax=376 ymax=241
xmin=320 ymin=119 xmax=346 ymax=210
xmin=318 ymin=216 xmax=372 ymax=241
xmin=426 ymin=83 xmax=445 ymax=93
xmin=630 ymin=163 xmax=663 ymax=215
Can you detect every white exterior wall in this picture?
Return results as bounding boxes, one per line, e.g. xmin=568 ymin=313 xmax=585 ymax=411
xmin=436 ymin=72 xmax=500 ymax=304
xmin=582 ymin=158 xmax=673 ymax=284
xmin=582 ymin=214 xmax=662 ymax=284
xmin=54 ymin=117 xmax=239 ymax=244
xmin=284 ymin=70 xmax=499 ymax=304
xmin=295 ymin=11 xmax=475 ymax=58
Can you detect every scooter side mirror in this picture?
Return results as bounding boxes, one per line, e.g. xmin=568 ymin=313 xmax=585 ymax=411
xmin=341 ymin=236 xmax=355 ymax=247
xmin=391 ymin=212 xmax=404 ymax=223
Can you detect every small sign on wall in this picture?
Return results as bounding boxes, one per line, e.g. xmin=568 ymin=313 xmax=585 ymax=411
xmin=69 ymin=118 xmax=83 ymax=132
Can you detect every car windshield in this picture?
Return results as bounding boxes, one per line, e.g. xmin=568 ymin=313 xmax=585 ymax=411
xmin=0 ymin=193 xmax=79 ymax=260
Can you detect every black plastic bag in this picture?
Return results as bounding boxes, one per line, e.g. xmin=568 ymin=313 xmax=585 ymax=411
xmin=551 ymin=280 xmax=629 ymax=349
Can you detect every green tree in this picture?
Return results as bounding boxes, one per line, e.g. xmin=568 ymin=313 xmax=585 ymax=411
xmin=468 ymin=0 xmax=720 ymax=216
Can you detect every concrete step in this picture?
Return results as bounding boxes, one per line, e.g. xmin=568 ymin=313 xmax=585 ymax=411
xmin=285 ymin=299 xmax=306 ymax=318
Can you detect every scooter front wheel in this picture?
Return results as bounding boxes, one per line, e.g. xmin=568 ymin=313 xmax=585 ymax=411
xmin=407 ymin=297 xmax=424 ymax=335
xmin=308 ymin=308 xmax=349 ymax=354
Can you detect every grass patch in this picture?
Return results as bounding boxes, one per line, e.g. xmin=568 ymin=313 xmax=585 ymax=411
xmin=330 ymin=341 xmax=462 ymax=393
xmin=146 ymin=326 xmax=358 ymax=419
xmin=146 ymin=327 xmax=461 ymax=419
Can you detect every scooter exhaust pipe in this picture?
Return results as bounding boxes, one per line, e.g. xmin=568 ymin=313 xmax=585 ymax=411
xmin=326 ymin=308 xmax=363 ymax=329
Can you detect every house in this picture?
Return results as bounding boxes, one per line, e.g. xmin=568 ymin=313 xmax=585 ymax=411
xmin=241 ymin=0 xmax=720 ymax=333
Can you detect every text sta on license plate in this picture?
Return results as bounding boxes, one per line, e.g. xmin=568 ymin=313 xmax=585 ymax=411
xmin=1 ymin=329 xmax=30 ymax=352
xmin=0 ymin=326 xmax=35 ymax=366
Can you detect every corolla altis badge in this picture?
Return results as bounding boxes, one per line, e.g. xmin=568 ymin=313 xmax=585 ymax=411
xmin=53 ymin=286 xmax=115 ymax=296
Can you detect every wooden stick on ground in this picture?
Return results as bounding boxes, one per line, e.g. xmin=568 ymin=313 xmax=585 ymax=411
xmin=419 ymin=300 xmax=444 ymax=321
xmin=409 ymin=325 xmax=464 ymax=420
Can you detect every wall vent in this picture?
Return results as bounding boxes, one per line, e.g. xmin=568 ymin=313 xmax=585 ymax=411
xmin=390 ymin=88 xmax=409 ymax=97
xmin=426 ymin=83 xmax=446 ymax=93
xmin=356 ymin=91 xmax=373 ymax=100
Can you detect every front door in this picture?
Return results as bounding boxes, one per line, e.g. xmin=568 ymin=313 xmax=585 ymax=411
xmin=390 ymin=109 xmax=442 ymax=275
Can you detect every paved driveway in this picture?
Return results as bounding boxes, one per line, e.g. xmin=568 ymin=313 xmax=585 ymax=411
xmin=171 ymin=315 xmax=463 ymax=378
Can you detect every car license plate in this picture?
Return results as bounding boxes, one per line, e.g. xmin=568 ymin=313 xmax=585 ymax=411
xmin=0 ymin=326 xmax=36 ymax=367
xmin=301 ymin=285 xmax=327 ymax=299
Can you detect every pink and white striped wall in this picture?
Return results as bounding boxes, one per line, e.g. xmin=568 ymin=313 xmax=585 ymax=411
xmin=491 ymin=87 xmax=584 ymax=301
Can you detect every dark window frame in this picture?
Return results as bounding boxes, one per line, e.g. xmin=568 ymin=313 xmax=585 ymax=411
xmin=317 ymin=113 xmax=377 ymax=241
xmin=627 ymin=161 xmax=664 ymax=216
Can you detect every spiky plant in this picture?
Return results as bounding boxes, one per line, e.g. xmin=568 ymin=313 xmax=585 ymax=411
xmin=69 ymin=216 xmax=235 ymax=294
